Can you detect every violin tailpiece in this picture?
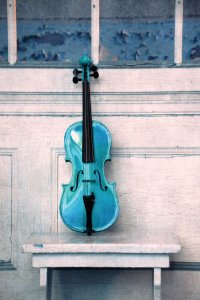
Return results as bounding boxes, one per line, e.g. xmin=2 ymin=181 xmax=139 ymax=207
xmin=83 ymin=194 xmax=95 ymax=235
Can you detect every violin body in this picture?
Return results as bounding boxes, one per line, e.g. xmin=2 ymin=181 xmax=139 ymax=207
xmin=60 ymin=54 xmax=119 ymax=234
xmin=60 ymin=120 xmax=119 ymax=232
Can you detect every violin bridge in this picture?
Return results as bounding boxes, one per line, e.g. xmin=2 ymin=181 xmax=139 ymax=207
xmin=82 ymin=179 xmax=96 ymax=183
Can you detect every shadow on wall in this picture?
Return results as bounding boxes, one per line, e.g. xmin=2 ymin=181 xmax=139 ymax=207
xmin=52 ymin=268 xmax=152 ymax=300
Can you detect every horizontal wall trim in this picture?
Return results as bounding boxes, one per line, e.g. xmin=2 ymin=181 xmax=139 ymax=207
xmin=1 ymin=260 xmax=199 ymax=271
xmin=0 ymin=148 xmax=18 ymax=154
xmin=1 ymin=62 xmax=200 ymax=69
xmin=170 ymin=262 xmax=200 ymax=271
xmin=53 ymin=147 xmax=200 ymax=159
xmin=112 ymin=147 xmax=200 ymax=158
xmin=0 ymin=91 xmax=200 ymax=104
xmin=1 ymin=91 xmax=200 ymax=116
xmin=0 ymin=262 xmax=16 ymax=271
xmin=0 ymin=261 xmax=198 ymax=271
xmin=1 ymin=112 xmax=200 ymax=117
xmin=51 ymin=262 xmax=200 ymax=272
xmin=0 ymin=68 xmax=200 ymax=94
xmin=0 ymin=91 xmax=200 ymax=97
xmin=1 ymin=91 xmax=200 ymax=96
xmin=1 ymin=261 xmax=198 ymax=271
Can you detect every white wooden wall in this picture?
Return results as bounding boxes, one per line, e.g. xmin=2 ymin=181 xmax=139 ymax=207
xmin=0 ymin=67 xmax=200 ymax=299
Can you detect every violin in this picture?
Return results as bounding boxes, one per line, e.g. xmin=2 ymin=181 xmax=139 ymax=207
xmin=60 ymin=54 xmax=119 ymax=235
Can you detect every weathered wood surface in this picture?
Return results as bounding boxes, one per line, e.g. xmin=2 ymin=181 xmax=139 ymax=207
xmin=7 ymin=0 xmax=17 ymax=65
xmin=153 ymin=268 xmax=161 ymax=300
xmin=0 ymin=66 xmax=200 ymax=299
xmin=0 ymin=68 xmax=200 ymax=93
xmin=22 ymin=233 xmax=180 ymax=254
xmin=174 ymin=0 xmax=183 ymax=64
xmin=22 ymin=234 xmax=180 ymax=300
xmin=0 ymin=156 xmax=12 ymax=261
xmin=91 ymin=0 xmax=99 ymax=64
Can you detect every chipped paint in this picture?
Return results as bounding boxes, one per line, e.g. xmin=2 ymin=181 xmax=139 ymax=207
xmin=0 ymin=18 xmax=200 ymax=63
xmin=100 ymin=19 xmax=174 ymax=62
xmin=183 ymin=18 xmax=200 ymax=63
xmin=34 ymin=243 xmax=44 ymax=248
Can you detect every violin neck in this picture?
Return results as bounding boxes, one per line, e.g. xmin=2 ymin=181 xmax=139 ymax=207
xmin=82 ymin=71 xmax=95 ymax=163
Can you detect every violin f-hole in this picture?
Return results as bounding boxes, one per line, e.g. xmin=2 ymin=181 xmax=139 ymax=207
xmin=70 ymin=170 xmax=83 ymax=192
xmin=94 ymin=170 xmax=108 ymax=191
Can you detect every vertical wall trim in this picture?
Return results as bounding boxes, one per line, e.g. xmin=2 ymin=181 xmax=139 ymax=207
xmin=174 ymin=0 xmax=183 ymax=64
xmin=0 ymin=148 xmax=18 ymax=270
xmin=91 ymin=0 xmax=99 ymax=64
xmin=51 ymin=148 xmax=60 ymax=233
xmin=7 ymin=0 xmax=17 ymax=65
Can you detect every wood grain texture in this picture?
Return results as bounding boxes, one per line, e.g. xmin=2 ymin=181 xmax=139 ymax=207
xmin=22 ymin=233 xmax=179 ymax=298
xmin=153 ymin=268 xmax=161 ymax=300
xmin=40 ymin=268 xmax=47 ymax=287
xmin=0 ymin=148 xmax=18 ymax=270
xmin=174 ymin=0 xmax=183 ymax=64
xmin=91 ymin=0 xmax=99 ymax=64
xmin=0 ymin=68 xmax=200 ymax=93
xmin=2 ymin=92 xmax=200 ymax=116
xmin=7 ymin=0 xmax=17 ymax=65
xmin=22 ymin=233 xmax=180 ymax=254
xmin=0 ymin=66 xmax=200 ymax=299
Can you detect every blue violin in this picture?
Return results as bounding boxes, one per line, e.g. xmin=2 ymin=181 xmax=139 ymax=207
xmin=60 ymin=54 xmax=119 ymax=235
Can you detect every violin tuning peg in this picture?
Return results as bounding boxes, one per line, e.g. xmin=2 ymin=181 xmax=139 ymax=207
xmin=93 ymin=71 xmax=99 ymax=79
xmin=90 ymin=71 xmax=99 ymax=79
xmin=73 ymin=68 xmax=82 ymax=76
xmin=73 ymin=76 xmax=82 ymax=84
xmin=90 ymin=65 xmax=97 ymax=72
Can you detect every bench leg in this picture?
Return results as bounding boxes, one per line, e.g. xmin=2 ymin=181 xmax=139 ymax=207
xmin=153 ymin=268 xmax=161 ymax=300
xmin=40 ymin=268 xmax=53 ymax=300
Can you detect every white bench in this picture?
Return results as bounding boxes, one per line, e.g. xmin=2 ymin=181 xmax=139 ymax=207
xmin=22 ymin=233 xmax=180 ymax=300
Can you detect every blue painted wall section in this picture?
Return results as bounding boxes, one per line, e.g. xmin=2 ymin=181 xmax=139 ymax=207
xmin=0 ymin=18 xmax=200 ymax=64
xmin=0 ymin=22 xmax=8 ymax=62
xmin=17 ymin=21 xmax=91 ymax=62
xmin=183 ymin=18 xmax=200 ymax=63
xmin=100 ymin=20 xmax=174 ymax=63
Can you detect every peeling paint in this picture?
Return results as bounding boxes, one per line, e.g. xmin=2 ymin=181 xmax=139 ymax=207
xmin=183 ymin=18 xmax=200 ymax=63
xmin=190 ymin=45 xmax=200 ymax=60
xmin=21 ymin=32 xmax=65 ymax=46
xmin=100 ymin=19 xmax=174 ymax=62
xmin=0 ymin=18 xmax=200 ymax=63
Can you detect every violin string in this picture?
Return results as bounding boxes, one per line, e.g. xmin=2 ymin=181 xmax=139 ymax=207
xmin=83 ymin=68 xmax=87 ymax=196
xmin=83 ymin=66 xmax=88 ymax=164
xmin=83 ymin=64 xmax=96 ymax=195
xmin=87 ymin=82 xmax=93 ymax=160
xmin=86 ymin=75 xmax=89 ymax=163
